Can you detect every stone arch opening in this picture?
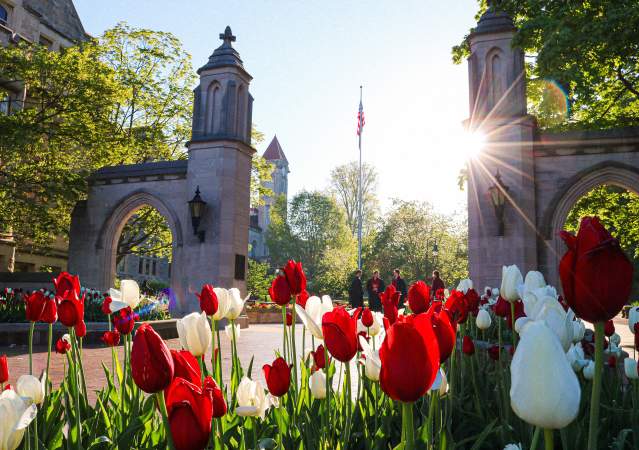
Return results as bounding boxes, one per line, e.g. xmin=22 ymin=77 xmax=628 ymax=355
xmin=541 ymin=163 xmax=639 ymax=287
xmin=97 ymin=190 xmax=184 ymax=297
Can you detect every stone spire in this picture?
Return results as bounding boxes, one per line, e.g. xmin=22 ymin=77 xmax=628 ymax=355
xmin=473 ymin=0 xmax=515 ymax=36
xmin=198 ymin=26 xmax=245 ymax=74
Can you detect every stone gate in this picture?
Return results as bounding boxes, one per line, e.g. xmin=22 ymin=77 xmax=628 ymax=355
xmin=68 ymin=27 xmax=254 ymax=313
xmin=465 ymin=6 xmax=639 ymax=290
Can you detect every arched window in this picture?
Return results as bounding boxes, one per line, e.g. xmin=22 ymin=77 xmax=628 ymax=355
xmin=0 ymin=5 xmax=8 ymax=25
xmin=490 ymin=53 xmax=504 ymax=108
xmin=205 ymin=82 xmax=220 ymax=134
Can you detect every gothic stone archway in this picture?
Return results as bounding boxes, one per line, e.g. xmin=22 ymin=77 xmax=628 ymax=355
xmin=67 ymin=28 xmax=255 ymax=313
xmin=464 ymin=6 xmax=639 ymax=291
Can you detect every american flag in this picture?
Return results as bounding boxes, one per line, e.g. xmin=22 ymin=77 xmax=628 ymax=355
xmin=357 ymin=99 xmax=365 ymax=136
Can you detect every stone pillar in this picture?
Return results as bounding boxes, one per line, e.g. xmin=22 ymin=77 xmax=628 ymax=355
xmin=184 ymin=27 xmax=255 ymax=302
xmin=466 ymin=5 xmax=538 ymax=289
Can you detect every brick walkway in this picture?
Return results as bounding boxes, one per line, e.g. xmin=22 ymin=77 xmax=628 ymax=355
xmin=2 ymin=317 xmax=635 ymax=401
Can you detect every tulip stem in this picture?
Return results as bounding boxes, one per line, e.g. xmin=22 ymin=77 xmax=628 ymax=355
xmin=510 ymin=301 xmax=517 ymax=350
xmin=45 ymin=323 xmax=52 ymax=395
xmin=544 ymin=428 xmax=554 ymax=450
xmin=587 ymin=321 xmax=604 ymax=450
xmin=530 ymin=427 xmax=541 ymax=450
xmin=156 ymin=392 xmax=176 ymax=450
xmin=29 ymin=321 xmax=35 ymax=375
xmin=210 ymin=316 xmax=216 ymax=382
xmin=324 ymin=345 xmax=331 ymax=447
xmin=402 ymin=402 xmax=415 ymax=450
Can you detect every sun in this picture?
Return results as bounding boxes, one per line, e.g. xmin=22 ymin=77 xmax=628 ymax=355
xmin=457 ymin=130 xmax=486 ymax=160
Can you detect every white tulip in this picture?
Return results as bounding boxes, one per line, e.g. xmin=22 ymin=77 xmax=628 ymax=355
xmin=358 ymin=311 xmax=383 ymax=337
xmin=176 ymin=311 xmax=211 ymax=357
xmin=629 ymin=307 xmax=639 ymax=333
xmin=225 ymin=323 xmax=241 ymax=341
xmin=61 ymin=334 xmax=71 ymax=346
xmin=625 ymin=358 xmax=639 ymax=380
xmin=610 ymin=333 xmax=621 ymax=347
xmin=500 ymin=265 xmax=523 ymax=301
xmin=476 ymin=309 xmax=492 ymax=330
xmin=503 ymin=444 xmax=523 ymax=450
xmin=16 ymin=373 xmax=45 ymax=405
xmin=491 ymin=287 xmax=500 ymax=298
xmin=359 ymin=335 xmax=381 ymax=381
xmin=443 ymin=289 xmax=450 ymax=299
xmin=212 ymin=287 xmax=232 ymax=320
xmin=108 ymin=279 xmax=141 ymax=312
xmin=295 ymin=295 xmax=333 ymax=340
xmin=456 ymin=279 xmax=473 ymax=294
xmin=0 ymin=389 xmax=37 ymax=450
xmin=235 ymin=377 xmax=271 ymax=419
xmin=429 ymin=368 xmax=448 ymax=396
xmin=583 ymin=361 xmax=595 ymax=380
xmin=226 ymin=288 xmax=249 ymax=320
xmin=572 ymin=320 xmax=585 ymax=343
xmin=522 ymin=286 xmax=574 ymax=351
xmin=510 ymin=321 xmax=580 ymax=429
xmin=566 ymin=343 xmax=587 ymax=372
xmin=523 ymin=271 xmax=546 ymax=296
xmin=309 ymin=370 xmax=327 ymax=399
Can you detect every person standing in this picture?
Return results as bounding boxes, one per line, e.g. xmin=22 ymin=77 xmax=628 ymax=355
xmin=392 ymin=269 xmax=408 ymax=308
xmin=348 ymin=269 xmax=364 ymax=308
xmin=366 ymin=270 xmax=386 ymax=312
xmin=431 ymin=270 xmax=445 ymax=299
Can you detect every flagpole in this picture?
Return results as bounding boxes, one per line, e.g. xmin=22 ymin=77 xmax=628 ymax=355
xmin=357 ymin=86 xmax=363 ymax=270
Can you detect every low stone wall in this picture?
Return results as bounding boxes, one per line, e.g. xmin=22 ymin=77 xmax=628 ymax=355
xmin=0 ymin=315 xmax=249 ymax=346
xmin=0 ymin=271 xmax=57 ymax=292
xmin=246 ymin=310 xmax=302 ymax=325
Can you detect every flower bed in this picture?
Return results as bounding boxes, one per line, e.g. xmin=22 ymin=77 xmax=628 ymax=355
xmin=1 ymin=218 xmax=638 ymax=449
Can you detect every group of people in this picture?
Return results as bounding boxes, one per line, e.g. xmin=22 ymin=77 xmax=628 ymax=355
xmin=348 ymin=268 xmax=445 ymax=312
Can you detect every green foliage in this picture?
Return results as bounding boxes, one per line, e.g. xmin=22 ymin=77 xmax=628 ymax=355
xmin=266 ymin=191 xmax=355 ymax=298
xmin=247 ymin=259 xmax=272 ymax=301
xmin=117 ymin=206 xmax=173 ymax=264
xmin=250 ymin=126 xmax=274 ymax=208
xmin=454 ymin=0 xmax=639 ymax=131
xmin=364 ymin=200 xmax=468 ymax=287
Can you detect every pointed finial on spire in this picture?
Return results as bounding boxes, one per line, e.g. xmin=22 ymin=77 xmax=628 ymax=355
xmin=219 ymin=26 xmax=236 ymax=47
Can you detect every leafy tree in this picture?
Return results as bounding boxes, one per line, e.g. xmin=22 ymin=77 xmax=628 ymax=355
xmin=246 ymin=259 xmax=272 ymax=301
xmin=116 ymin=206 xmax=173 ymax=265
xmin=250 ymin=126 xmax=274 ymax=208
xmin=454 ymin=0 xmax=639 ymax=130
xmin=364 ymin=200 xmax=468 ymax=288
xmin=329 ymin=161 xmax=380 ymax=237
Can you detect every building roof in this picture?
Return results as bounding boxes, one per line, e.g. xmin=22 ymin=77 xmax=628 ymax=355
xmin=263 ymin=135 xmax=288 ymax=163
xmin=198 ymin=26 xmax=246 ymax=75
xmin=472 ymin=2 xmax=516 ymax=36
xmin=24 ymin=0 xmax=88 ymax=43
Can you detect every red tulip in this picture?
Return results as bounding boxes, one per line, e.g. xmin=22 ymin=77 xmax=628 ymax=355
xmin=608 ymin=355 xmax=617 ymax=368
xmin=25 ymin=291 xmax=47 ymax=322
xmin=283 ymin=260 xmax=307 ymax=295
xmin=464 ymin=288 xmax=481 ymax=316
xmin=408 ymin=281 xmax=430 ymax=314
xmin=55 ymin=338 xmax=71 ymax=354
xmin=322 ymin=307 xmax=358 ymax=362
xmin=427 ymin=302 xmax=456 ymax=363
xmin=101 ymin=296 xmax=113 ymax=315
xmin=361 ymin=307 xmax=374 ymax=327
xmin=635 ymin=324 xmax=639 ymax=351
xmin=166 ymin=377 xmax=213 ymax=450
xmin=3 ymin=384 xmax=10 ymax=391
xmin=493 ymin=296 xmax=510 ymax=317
xmin=75 ymin=320 xmax=87 ymax=338
xmin=269 ymin=275 xmax=291 ymax=306
xmin=379 ymin=313 xmax=440 ymax=402
xmin=286 ymin=311 xmax=293 ymax=326
xmin=488 ymin=345 xmax=501 ymax=361
xmin=559 ymin=216 xmax=633 ymax=323
xmin=203 ymin=376 xmax=227 ymax=418
xmin=101 ymin=330 xmax=121 ymax=347
xmin=196 ymin=284 xmax=218 ymax=316
xmin=131 ymin=323 xmax=174 ymax=393
xmin=0 ymin=354 xmax=8 ymax=384
xmin=381 ymin=286 xmax=400 ymax=325
xmin=113 ymin=307 xmax=137 ymax=335
xmin=435 ymin=288 xmax=445 ymax=301
xmin=445 ymin=290 xmax=468 ymax=324
xmin=311 ymin=344 xmax=329 ymax=370
xmin=57 ymin=290 xmax=84 ymax=329
xmin=505 ymin=299 xmax=526 ymax=330
xmin=604 ymin=320 xmax=615 ymax=337
xmin=263 ymin=357 xmax=292 ymax=397
xmin=462 ymin=335 xmax=475 ymax=355
xmin=296 ymin=290 xmax=310 ymax=308
xmin=171 ymin=349 xmax=201 ymax=387
xmin=53 ymin=271 xmax=81 ymax=299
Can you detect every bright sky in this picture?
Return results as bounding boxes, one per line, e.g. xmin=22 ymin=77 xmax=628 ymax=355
xmin=74 ymin=0 xmax=479 ymax=215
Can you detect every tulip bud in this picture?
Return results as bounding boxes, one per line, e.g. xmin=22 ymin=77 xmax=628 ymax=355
xmin=225 ymin=323 xmax=241 ymax=341
xmin=523 ymin=271 xmax=546 ymax=296
xmin=361 ymin=308 xmax=374 ymax=328
xmin=604 ymin=320 xmax=615 ymax=337
xmin=429 ymin=368 xmax=448 ymax=396
xmin=236 ymin=377 xmax=271 ymax=419
xmin=456 ymin=278 xmax=473 ymax=295
xmin=286 ymin=311 xmax=293 ymax=326
xmin=263 ymin=357 xmax=292 ymax=397
xmin=197 ymin=284 xmax=218 ymax=316
xmin=566 ymin=343 xmax=587 ymax=372
xmin=0 ymin=355 xmax=8 ymax=384
xmin=177 ymin=312 xmax=212 ymax=357
xmin=510 ymin=321 xmax=580 ymax=429
xmin=16 ymin=374 xmax=45 ymax=405
xmin=309 ymin=370 xmax=326 ymax=399
xmin=101 ymin=330 xmax=121 ymax=347
xmin=610 ymin=333 xmax=621 ymax=347
xmin=629 ymin=307 xmax=639 ymax=334
xmin=462 ymin=336 xmax=475 ymax=355
xmin=572 ymin=320 xmax=585 ymax=342
xmin=476 ymin=308 xmax=492 ymax=330
xmin=212 ymin=288 xmax=231 ymax=320
xmin=226 ymin=288 xmax=248 ymax=320
xmin=500 ymin=265 xmax=523 ymax=302
xmin=583 ymin=360 xmax=595 ymax=380
xmin=131 ymin=323 xmax=174 ymax=393
xmin=624 ymin=358 xmax=639 ymax=380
